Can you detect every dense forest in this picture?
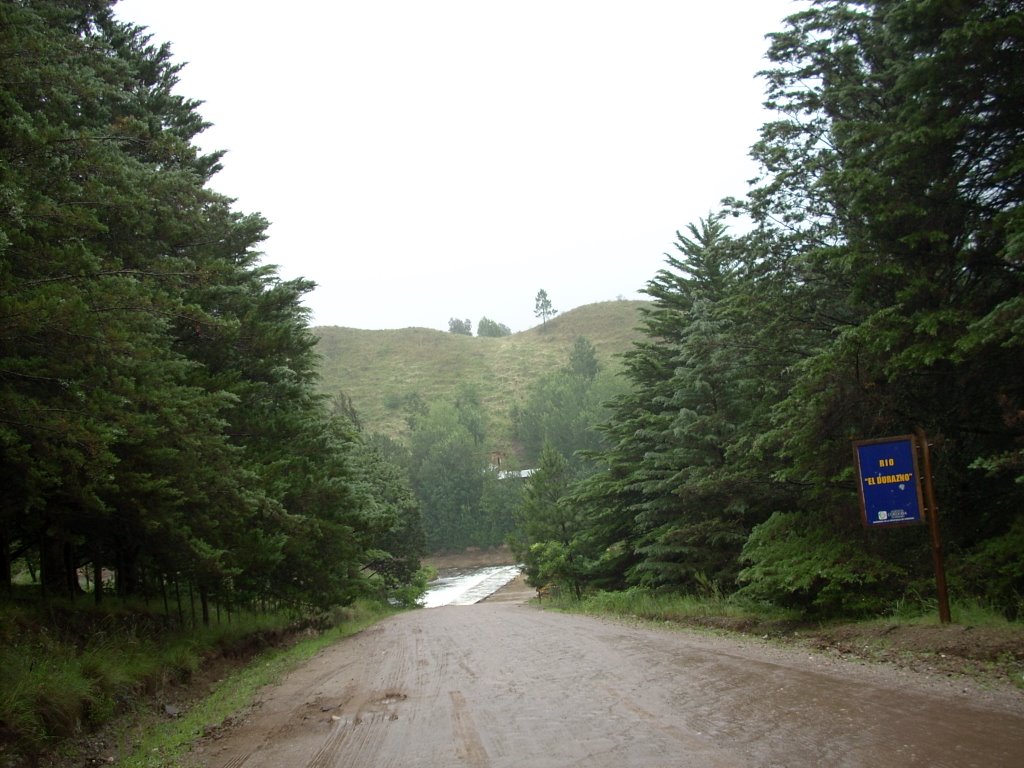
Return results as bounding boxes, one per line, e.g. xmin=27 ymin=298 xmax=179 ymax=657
xmin=3 ymin=0 xmax=1023 ymax=624
xmin=7 ymin=1 xmax=1019 ymax=762
xmin=511 ymin=0 xmax=1024 ymax=616
xmin=382 ymin=336 xmax=623 ymax=553
xmin=0 ymin=0 xmax=423 ymax=613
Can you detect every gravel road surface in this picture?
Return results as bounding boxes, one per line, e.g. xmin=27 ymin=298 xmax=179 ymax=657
xmin=197 ymin=597 xmax=1024 ymax=768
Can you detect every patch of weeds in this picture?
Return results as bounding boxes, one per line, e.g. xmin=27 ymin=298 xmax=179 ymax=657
xmin=0 ymin=599 xmax=315 ymax=765
xmin=541 ymin=588 xmax=802 ymax=638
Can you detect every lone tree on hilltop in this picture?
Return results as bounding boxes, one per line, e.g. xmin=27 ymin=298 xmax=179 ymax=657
xmin=534 ymin=289 xmax=558 ymax=327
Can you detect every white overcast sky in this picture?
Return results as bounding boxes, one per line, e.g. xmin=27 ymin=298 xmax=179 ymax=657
xmin=114 ymin=0 xmax=801 ymax=332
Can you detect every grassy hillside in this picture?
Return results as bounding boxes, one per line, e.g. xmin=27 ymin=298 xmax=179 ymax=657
xmin=314 ymin=300 xmax=648 ymax=448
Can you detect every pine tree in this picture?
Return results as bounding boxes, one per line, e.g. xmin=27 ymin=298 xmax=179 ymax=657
xmin=534 ymin=289 xmax=558 ymax=326
xmin=735 ymin=0 xmax=1024 ymax=612
xmin=513 ymin=444 xmax=585 ymax=597
xmin=0 ymin=1 xmax=421 ymax=609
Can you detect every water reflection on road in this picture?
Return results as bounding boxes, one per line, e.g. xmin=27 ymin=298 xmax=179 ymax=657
xmin=421 ymin=564 xmax=522 ymax=607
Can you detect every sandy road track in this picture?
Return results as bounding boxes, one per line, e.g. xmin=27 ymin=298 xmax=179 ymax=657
xmin=196 ymin=599 xmax=1024 ymax=768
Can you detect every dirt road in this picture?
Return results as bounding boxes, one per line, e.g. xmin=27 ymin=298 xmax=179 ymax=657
xmin=196 ymin=596 xmax=1024 ymax=768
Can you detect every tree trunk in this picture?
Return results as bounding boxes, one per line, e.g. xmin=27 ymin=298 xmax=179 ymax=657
xmin=161 ymin=574 xmax=170 ymax=623
xmin=115 ymin=544 xmax=139 ymax=597
xmin=200 ymin=585 xmax=210 ymax=627
xmin=0 ymin=529 xmax=11 ymax=597
xmin=175 ymin=577 xmax=184 ymax=628
xmin=40 ymin=532 xmax=77 ymax=599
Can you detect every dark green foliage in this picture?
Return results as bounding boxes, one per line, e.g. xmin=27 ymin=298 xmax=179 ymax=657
xmin=511 ymin=336 xmax=622 ymax=470
xmin=350 ymin=437 xmax=425 ymax=597
xmin=0 ymin=0 xmax=421 ymax=613
xmin=383 ymin=390 xmax=500 ymax=553
xmin=510 ymin=444 xmax=586 ymax=597
xmin=955 ymin=517 xmax=1024 ymax=620
xmin=395 ymin=378 xmax=545 ymax=552
xmin=567 ymin=336 xmax=599 ymax=380
xmin=626 ymin=217 xmax=769 ymax=591
xmin=567 ymin=216 xmax=788 ymax=594
xmin=737 ymin=511 xmax=910 ymax=616
xmin=731 ymin=0 xmax=1024 ymax=614
xmin=560 ymin=1 xmax=1024 ymax=616
xmin=479 ymin=469 xmax=522 ymax=548
xmin=407 ymin=397 xmax=493 ymax=551
xmin=506 ymin=340 xmax=626 ymax=591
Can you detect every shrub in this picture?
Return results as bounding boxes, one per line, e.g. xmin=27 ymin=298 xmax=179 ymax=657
xmin=736 ymin=511 xmax=908 ymax=616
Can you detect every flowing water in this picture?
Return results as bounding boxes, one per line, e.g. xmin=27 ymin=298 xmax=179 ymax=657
xmin=420 ymin=564 xmax=522 ymax=607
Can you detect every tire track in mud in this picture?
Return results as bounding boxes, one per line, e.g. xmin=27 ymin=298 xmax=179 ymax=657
xmin=449 ymin=690 xmax=489 ymax=767
xmin=306 ymin=620 xmax=417 ymax=768
xmin=203 ymin=623 xmax=409 ymax=768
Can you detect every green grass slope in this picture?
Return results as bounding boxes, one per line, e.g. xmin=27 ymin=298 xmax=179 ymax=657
xmin=314 ymin=300 xmax=648 ymax=446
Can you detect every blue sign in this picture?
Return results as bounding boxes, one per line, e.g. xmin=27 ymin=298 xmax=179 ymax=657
xmin=853 ymin=436 xmax=924 ymax=527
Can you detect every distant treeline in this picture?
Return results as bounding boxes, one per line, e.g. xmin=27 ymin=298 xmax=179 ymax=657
xmin=368 ymin=337 xmax=621 ymax=555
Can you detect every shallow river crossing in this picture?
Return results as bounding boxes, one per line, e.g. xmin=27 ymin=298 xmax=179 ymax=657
xmin=420 ymin=565 xmax=522 ymax=608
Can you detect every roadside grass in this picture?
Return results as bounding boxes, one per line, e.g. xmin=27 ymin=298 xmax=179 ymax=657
xmin=545 ymin=588 xmax=1020 ymax=632
xmin=541 ymin=588 xmax=1023 ymax=645
xmin=0 ymin=597 xmax=395 ymax=766
xmin=543 ymin=587 xmax=801 ymax=626
xmin=542 ymin=588 xmax=1023 ymax=691
xmin=880 ymin=595 xmax=1020 ymax=627
xmin=117 ymin=599 xmax=396 ymax=768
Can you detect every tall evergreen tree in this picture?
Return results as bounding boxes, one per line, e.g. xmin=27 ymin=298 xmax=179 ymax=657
xmin=512 ymin=443 xmax=585 ymax=597
xmin=0 ymin=0 xmax=423 ymax=609
xmin=570 ymin=216 xmax=788 ymax=592
xmin=735 ymin=0 xmax=1024 ymax=612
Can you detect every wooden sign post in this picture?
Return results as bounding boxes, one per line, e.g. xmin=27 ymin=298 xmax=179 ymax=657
xmin=853 ymin=430 xmax=951 ymax=624
xmin=915 ymin=427 xmax=951 ymax=624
